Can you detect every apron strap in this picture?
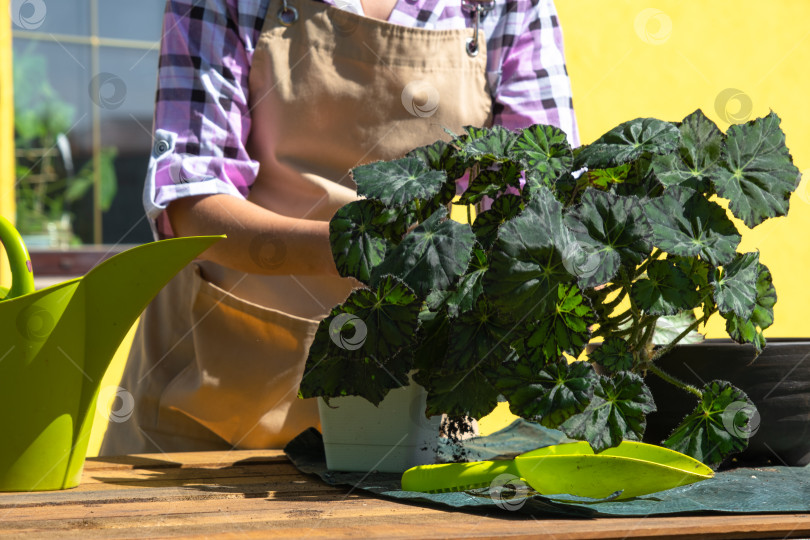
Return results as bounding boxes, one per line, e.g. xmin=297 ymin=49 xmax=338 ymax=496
xmin=462 ymin=0 xmax=495 ymax=57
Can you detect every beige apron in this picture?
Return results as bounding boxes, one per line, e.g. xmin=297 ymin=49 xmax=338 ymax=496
xmin=100 ymin=0 xmax=492 ymax=455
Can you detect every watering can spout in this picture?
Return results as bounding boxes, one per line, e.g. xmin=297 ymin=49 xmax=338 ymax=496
xmin=0 ymin=218 xmax=223 ymax=491
xmin=78 ymin=235 xmax=224 ymax=380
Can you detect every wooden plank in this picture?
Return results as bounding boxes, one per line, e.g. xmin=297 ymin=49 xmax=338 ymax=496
xmin=82 ymin=450 xmax=288 ymax=472
xmin=2 ymin=504 xmax=810 ymax=540
xmin=2 ymin=450 xmax=809 ymax=539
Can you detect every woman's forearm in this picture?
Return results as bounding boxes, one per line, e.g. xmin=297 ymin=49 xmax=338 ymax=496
xmin=167 ymin=194 xmax=339 ymax=276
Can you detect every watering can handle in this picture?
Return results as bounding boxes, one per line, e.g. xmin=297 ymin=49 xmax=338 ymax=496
xmin=0 ymin=215 xmax=35 ymax=300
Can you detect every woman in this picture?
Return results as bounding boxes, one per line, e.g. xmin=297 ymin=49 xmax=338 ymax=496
xmin=101 ymin=0 xmax=579 ymax=455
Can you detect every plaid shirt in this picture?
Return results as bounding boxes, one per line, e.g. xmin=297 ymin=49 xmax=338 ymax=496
xmin=146 ymin=0 xmax=579 ymax=237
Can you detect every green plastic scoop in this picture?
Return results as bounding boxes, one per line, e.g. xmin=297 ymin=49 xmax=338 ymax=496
xmin=401 ymin=440 xmax=714 ymax=500
xmin=0 ymin=214 xmax=223 ymax=491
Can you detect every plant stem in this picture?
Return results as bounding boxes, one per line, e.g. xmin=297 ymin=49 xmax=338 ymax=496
xmin=646 ymin=362 xmax=702 ymax=398
xmin=637 ymin=316 xmax=658 ymax=361
xmin=467 ymin=203 xmax=472 ymax=225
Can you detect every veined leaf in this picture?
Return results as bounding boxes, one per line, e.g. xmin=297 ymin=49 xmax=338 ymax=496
xmin=329 ymin=199 xmax=393 ymax=282
xmin=406 ymin=139 xmax=468 ymax=181
xmin=456 ymin=125 xmax=518 ymax=165
xmin=652 ymin=109 xmax=723 ymax=191
xmin=509 ymin=123 xmax=573 ymax=181
xmin=371 ymin=207 xmax=475 ymax=298
xmin=714 ymin=112 xmax=801 ymax=228
xmin=524 ymin=283 xmax=596 ymax=361
xmin=670 ymin=255 xmax=715 ymax=316
xmin=723 ymin=262 xmax=776 ymax=355
xmin=434 ymin=246 xmax=488 ymax=316
xmin=588 ymin=337 xmax=634 ymax=374
xmin=299 ymin=276 xmax=421 ymax=405
xmin=494 ymin=359 xmax=598 ymax=429
xmin=574 ymin=118 xmax=680 ymax=169
xmin=352 ymin=157 xmax=447 ymax=206
xmin=631 ymin=259 xmax=701 ymax=316
xmin=414 ymin=363 xmax=501 ymax=419
xmin=712 ymin=252 xmax=759 ymax=319
xmin=337 ymin=275 xmax=422 ymax=358
xmin=561 ymin=372 xmax=656 ymax=452
xmin=445 ymin=297 xmax=516 ymax=370
xmin=644 ymin=186 xmax=740 ymax=266
xmin=585 ymin=163 xmax=632 ymax=189
xmin=663 ymin=381 xmax=756 ymax=467
xmin=412 ymin=308 xmax=451 ymax=372
xmin=458 ymin=161 xmax=521 ymax=205
xmin=609 ymin=154 xmax=664 ymax=200
xmin=564 ymin=189 xmax=652 ymax=287
xmin=298 ymin=349 xmax=413 ymax=406
xmin=484 ymin=187 xmax=575 ymax=319
xmin=472 ymin=194 xmax=523 ymax=249
xmin=653 ymin=312 xmax=705 ymax=346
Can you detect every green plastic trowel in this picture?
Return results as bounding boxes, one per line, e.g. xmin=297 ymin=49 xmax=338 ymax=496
xmin=0 ymin=214 xmax=223 ymax=491
xmin=402 ymin=440 xmax=714 ymax=500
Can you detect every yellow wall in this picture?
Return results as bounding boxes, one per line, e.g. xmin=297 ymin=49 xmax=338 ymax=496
xmin=481 ymin=1 xmax=810 ymax=435
xmin=558 ymin=0 xmax=810 ymax=339
xmin=1 ymin=0 xmax=15 ymax=288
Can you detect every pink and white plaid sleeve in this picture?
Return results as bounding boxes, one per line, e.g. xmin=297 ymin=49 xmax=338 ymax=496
xmin=145 ymin=0 xmax=263 ymax=238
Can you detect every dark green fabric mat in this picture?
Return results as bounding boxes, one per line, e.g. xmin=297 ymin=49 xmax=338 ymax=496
xmin=283 ymin=420 xmax=810 ymax=517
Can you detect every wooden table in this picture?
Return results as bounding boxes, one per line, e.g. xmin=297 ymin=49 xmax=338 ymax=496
xmin=1 ymin=450 xmax=809 ymax=539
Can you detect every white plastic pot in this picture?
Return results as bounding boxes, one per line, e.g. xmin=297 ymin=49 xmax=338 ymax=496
xmin=318 ymin=381 xmax=442 ymax=473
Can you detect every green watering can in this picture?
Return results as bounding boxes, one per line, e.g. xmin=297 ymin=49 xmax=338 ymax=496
xmin=0 ymin=215 xmax=223 ymax=491
xmin=402 ymin=440 xmax=714 ymax=500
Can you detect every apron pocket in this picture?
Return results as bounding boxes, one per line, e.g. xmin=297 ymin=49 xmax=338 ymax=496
xmin=159 ymin=264 xmax=322 ymax=449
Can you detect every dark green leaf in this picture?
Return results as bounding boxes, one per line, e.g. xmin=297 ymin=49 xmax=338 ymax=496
xmin=371 ymin=207 xmax=475 ymax=297
xmin=644 ymin=186 xmax=741 ymax=266
xmin=436 ymin=246 xmax=488 ymax=316
xmin=300 ymin=276 xmax=421 ymax=404
xmin=589 ymin=337 xmax=634 ymax=373
xmin=564 ymin=189 xmax=652 ymax=287
xmin=337 ymin=275 xmax=422 ymax=358
xmin=631 ymin=259 xmax=701 ymax=316
xmin=456 ymin=125 xmax=517 ymax=165
xmin=713 ymin=112 xmax=801 ymax=228
xmin=414 ymin=364 xmax=501 ymax=419
xmin=329 ymin=199 xmax=393 ymax=282
xmin=495 ymin=359 xmax=597 ymax=429
xmin=445 ymin=297 xmax=517 ymax=370
xmin=651 ymin=109 xmax=723 ymax=191
xmin=561 ymin=372 xmax=656 ymax=452
xmin=406 ymin=139 xmax=468 ymax=180
xmin=663 ymin=381 xmax=756 ymax=467
xmin=458 ymin=161 xmax=521 ymax=205
xmin=471 ymin=194 xmax=523 ymax=249
xmin=712 ymin=252 xmax=759 ymax=319
xmin=352 ymin=157 xmax=447 ymax=206
xmin=574 ymin=118 xmax=681 ymax=169
xmin=509 ymin=123 xmax=573 ymax=181
xmin=609 ymin=154 xmax=664 ymax=199
xmin=298 ymin=349 xmax=412 ymax=406
xmin=412 ymin=308 xmax=451 ymax=372
xmin=723 ymin=262 xmax=776 ymax=354
xmin=524 ymin=283 xmax=596 ymax=361
xmin=484 ymin=187 xmax=575 ymax=319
